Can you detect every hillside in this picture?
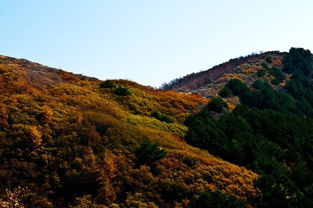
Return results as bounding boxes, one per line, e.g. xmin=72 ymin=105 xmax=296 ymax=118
xmin=163 ymin=51 xmax=285 ymax=97
xmin=0 ymin=56 xmax=258 ymax=207
xmin=178 ymin=48 xmax=313 ymax=207
xmin=2 ymin=48 xmax=313 ymax=208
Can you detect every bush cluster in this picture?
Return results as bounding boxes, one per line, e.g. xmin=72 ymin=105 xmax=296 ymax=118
xmin=151 ymin=111 xmax=173 ymax=123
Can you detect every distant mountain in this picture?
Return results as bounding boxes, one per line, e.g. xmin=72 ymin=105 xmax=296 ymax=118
xmin=163 ymin=51 xmax=285 ymax=97
xmin=0 ymin=55 xmax=258 ymax=207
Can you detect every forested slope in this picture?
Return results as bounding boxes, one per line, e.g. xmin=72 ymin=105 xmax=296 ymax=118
xmin=184 ymin=48 xmax=313 ymax=208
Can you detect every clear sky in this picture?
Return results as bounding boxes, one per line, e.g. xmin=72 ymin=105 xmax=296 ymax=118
xmin=1 ymin=0 xmax=313 ymax=87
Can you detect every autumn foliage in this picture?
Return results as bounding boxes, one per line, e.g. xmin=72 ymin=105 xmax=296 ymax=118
xmin=0 ymin=55 xmax=257 ymax=207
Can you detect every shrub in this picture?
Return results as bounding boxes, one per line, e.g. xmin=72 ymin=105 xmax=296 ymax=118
xmin=265 ymin=56 xmax=273 ymax=63
xmin=114 ymin=87 xmax=131 ymax=96
xmin=271 ymin=78 xmax=280 ymax=85
xmin=151 ymin=111 xmax=173 ymax=123
xmin=252 ymin=80 xmax=264 ymax=89
xmin=257 ymin=69 xmax=266 ymax=77
xmin=134 ymin=140 xmax=167 ymax=165
xmin=189 ymin=191 xmax=244 ymax=208
xmin=207 ymin=97 xmax=228 ymax=112
xmin=219 ymin=87 xmax=232 ymax=98
xmin=72 ymin=195 xmax=98 ymax=208
xmin=269 ymin=67 xmax=285 ymax=83
xmin=225 ymin=79 xmax=249 ymax=96
xmin=261 ymin=62 xmax=270 ymax=70
xmin=100 ymin=80 xmax=114 ymax=88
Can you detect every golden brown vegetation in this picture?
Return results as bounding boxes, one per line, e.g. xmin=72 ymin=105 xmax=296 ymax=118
xmin=0 ymin=56 xmax=258 ymax=207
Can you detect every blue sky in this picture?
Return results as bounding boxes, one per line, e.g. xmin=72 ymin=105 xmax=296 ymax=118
xmin=1 ymin=0 xmax=313 ymax=87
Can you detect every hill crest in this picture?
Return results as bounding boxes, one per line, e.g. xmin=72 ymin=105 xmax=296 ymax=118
xmin=162 ymin=51 xmax=285 ymax=97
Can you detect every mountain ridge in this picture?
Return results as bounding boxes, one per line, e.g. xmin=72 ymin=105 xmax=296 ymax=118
xmin=162 ymin=51 xmax=285 ymax=96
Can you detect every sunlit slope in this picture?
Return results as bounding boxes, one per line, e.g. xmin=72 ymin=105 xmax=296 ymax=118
xmin=0 ymin=56 xmax=257 ymax=207
xmin=163 ymin=52 xmax=285 ymax=97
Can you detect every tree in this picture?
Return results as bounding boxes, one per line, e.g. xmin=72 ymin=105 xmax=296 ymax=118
xmin=283 ymin=47 xmax=313 ymax=76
